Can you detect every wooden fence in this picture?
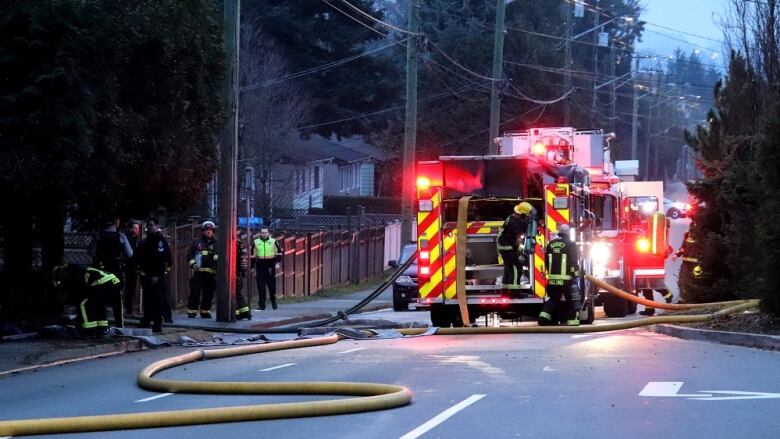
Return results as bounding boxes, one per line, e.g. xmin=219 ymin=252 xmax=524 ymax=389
xmin=166 ymin=224 xmax=387 ymax=310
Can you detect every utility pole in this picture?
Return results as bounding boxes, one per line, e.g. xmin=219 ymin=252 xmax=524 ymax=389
xmin=216 ymin=0 xmax=239 ymax=322
xmin=630 ymin=55 xmax=640 ymax=161
xmin=488 ymin=0 xmax=506 ymax=154
xmin=591 ymin=0 xmax=600 ymax=127
xmin=400 ymin=0 xmax=420 ymax=246
xmin=647 ymin=71 xmax=663 ymax=180
xmin=610 ymin=47 xmax=616 ymax=133
xmin=563 ymin=1 xmax=572 ymax=126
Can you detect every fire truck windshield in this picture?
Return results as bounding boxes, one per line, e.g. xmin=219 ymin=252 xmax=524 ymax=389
xmin=590 ymin=194 xmax=618 ymax=230
xmin=628 ymin=196 xmax=659 ymax=224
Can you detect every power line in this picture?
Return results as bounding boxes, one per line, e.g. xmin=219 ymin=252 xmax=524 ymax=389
xmin=336 ymin=0 xmax=423 ymax=36
xmin=240 ymin=37 xmax=409 ymax=91
xmin=322 ymin=0 xmax=388 ymax=38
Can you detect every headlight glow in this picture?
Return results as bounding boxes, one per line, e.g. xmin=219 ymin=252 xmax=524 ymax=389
xmin=590 ymin=242 xmax=610 ymax=264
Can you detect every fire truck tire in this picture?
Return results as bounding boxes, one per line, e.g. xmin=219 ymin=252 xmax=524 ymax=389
xmin=603 ymin=292 xmax=628 ymax=317
xmin=626 ymin=294 xmax=638 ymax=314
xmin=580 ymin=297 xmax=595 ymax=325
xmin=430 ymin=304 xmax=449 ymax=327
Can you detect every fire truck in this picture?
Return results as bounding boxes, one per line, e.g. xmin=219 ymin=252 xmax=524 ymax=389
xmin=501 ymin=127 xmax=671 ymax=318
xmin=413 ymin=129 xmax=600 ymax=327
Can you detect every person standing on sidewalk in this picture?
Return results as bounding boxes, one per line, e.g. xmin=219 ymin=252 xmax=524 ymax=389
xmin=135 ymin=218 xmax=172 ymax=333
xmin=186 ymin=221 xmax=218 ymax=318
xmin=252 ymin=227 xmax=282 ymax=310
xmin=124 ymin=220 xmax=142 ymax=317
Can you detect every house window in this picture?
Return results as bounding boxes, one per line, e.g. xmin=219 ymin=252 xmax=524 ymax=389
xmin=353 ymin=163 xmax=359 ymax=187
xmin=295 ymin=170 xmax=300 ymax=193
xmin=313 ymin=166 xmax=320 ymax=189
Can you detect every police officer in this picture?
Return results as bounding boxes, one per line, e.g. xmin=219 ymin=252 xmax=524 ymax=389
xmin=640 ymin=218 xmax=674 ymax=315
xmin=186 ymin=221 xmax=218 ymax=318
xmin=235 ymin=232 xmax=252 ymax=320
xmin=90 ymin=217 xmax=133 ymax=327
xmin=497 ymin=202 xmax=534 ymax=292
xmin=135 ymin=218 xmax=172 ymax=332
xmin=253 ymin=227 xmax=282 ymax=310
xmin=53 ymin=263 xmax=122 ymax=337
xmin=538 ymin=224 xmax=581 ymax=326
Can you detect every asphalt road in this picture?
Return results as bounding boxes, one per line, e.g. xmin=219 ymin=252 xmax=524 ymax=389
xmin=2 ymin=324 xmax=779 ymax=439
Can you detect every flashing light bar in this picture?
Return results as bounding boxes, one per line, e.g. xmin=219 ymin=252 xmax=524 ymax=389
xmin=532 ymin=141 xmax=546 ymax=156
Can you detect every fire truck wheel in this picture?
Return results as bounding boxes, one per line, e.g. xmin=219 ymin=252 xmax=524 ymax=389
xmin=580 ymin=297 xmax=595 ymax=325
xmin=603 ymin=292 xmax=628 ymax=318
xmin=430 ymin=304 xmax=449 ymax=327
xmin=626 ymin=294 xmax=638 ymax=314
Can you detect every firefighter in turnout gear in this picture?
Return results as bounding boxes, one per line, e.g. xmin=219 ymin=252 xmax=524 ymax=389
xmin=640 ymin=218 xmax=674 ymax=316
xmin=90 ymin=217 xmax=133 ymax=327
xmin=538 ymin=224 xmax=581 ymax=326
xmin=253 ymin=227 xmax=282 ymax=310
xmin=186 ymin=221 xmax=218 ymax=318
xmin=675 ymin=229 xmax=702 ymax=277
xmin=235 ymin=233 xmax=252 ymax=320
xmin=497 ymin=202 xmax=534 ymax=292
xmin=52 ymin=263 xmax=123 ymax=336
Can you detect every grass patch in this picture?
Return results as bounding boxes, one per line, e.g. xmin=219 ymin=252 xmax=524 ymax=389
xmin=277 ymin=270 xmax=392 ymax=304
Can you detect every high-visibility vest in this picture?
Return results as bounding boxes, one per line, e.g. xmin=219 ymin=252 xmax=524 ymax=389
xmin=86 ymin=267 xmax=120 ymax=286
xmin=545 ymin=237 xmax=579 ymax=286
xmin=254 ymin=237 xmax=278 ymax=260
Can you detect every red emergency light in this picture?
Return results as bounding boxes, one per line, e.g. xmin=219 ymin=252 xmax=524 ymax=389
xmin=532 ymin=141 xmax=546 ymax=156
xmin=636 ymin=238 xmax=651 ymax=253
xmin=416 ymin=176 xmax=431 ymax=189
xmin=419 ymin=250 xmax=430 ymax=261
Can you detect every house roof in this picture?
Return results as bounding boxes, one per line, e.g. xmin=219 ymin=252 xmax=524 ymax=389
xmin=283 ymin=135 xmax=376 ymax=164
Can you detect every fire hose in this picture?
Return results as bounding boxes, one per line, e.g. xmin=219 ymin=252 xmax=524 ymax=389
xmin=0 ymin=279 xmax=760 ymax=436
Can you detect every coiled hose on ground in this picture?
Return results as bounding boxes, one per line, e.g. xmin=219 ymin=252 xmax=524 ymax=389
xmin=0 ymin=278 xmax=760 ymax=437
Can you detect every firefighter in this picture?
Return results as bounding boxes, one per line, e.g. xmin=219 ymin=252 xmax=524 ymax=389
xmin=674 ymin=229 xmax=701 ymax=277
xmin=497 ymin=202 xmax=534 ymax=292
xmin=253 ymin=227 xmax=282 ymax=310
xmin=538 ymin=224 xmax=581 ymax=326
xmin=186 ymin=221 xmax=218 ymax=318
xmin=90 ymin=217 xmax=133 ymax=327
xmin=52 ymin=263 xmax=122 ymax=337
xmin=124 ymin=220 xmax=142 ymax=316
xmin=235 ymin=232 xmax=252 ymax=320
xmin=135 ymin=219 xmax=172 ymax=333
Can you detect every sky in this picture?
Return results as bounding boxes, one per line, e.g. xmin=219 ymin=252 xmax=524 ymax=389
xmin=637 ymin=0 xmax=728 ymax=69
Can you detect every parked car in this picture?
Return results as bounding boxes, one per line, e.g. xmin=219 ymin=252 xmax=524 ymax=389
xmin=389 ymin=244 xmax=418 ymax=312
xmin=663 ymin=197 xmax=691 ymax=219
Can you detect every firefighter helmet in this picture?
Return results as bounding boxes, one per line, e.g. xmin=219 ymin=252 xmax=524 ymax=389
xmin=201 ymin=221 xmax=216 ymax=230
xmin=514 ymin=202 xmax=533 ymax=215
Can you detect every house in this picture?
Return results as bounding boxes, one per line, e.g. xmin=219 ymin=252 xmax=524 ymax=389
xmin=270 ymin=135 xmax=378 ymax=212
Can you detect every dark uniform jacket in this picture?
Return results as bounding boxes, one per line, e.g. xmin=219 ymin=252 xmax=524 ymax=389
xmin=498 ymin=214 xmax=529 ymax=250
xmin=545 ymin=236 xmax=580 ymax=286
xmin=136 ymin=232 xmax=172 ymax=277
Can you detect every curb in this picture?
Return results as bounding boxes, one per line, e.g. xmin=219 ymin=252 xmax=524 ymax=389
xmin=0 ymin=339 xmax=145 ymax=376
xmin=653 ymin=324 xmax=780 ymax=350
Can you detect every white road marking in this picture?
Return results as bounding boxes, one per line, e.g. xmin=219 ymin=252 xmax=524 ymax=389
xmin=400 ymin=394 xmax=486 ymax=439
xmin=338 ymin=347 xmax=365 ymax=354
xmin=134 ymin=393 xmax=173 ymax=403
xmin=571 ymin=334 xmax=595 ymax=339
xmin=259 ymin=363 xmax=296 ymax=372
xmin=690 ymin=390 xmax=780 ymax=401
xmin=639 ymin=382 xmax=710 ymax=398
xmin=543 ymin=366 xmax=556 ymax=372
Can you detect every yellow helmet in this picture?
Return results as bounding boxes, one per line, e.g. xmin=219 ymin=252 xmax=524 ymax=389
xmin=514 ymin=202 xmax=533 ymax=215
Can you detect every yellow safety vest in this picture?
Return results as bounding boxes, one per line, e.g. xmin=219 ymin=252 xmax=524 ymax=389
xmin=254 ymin=237 xmax=278 ymax=260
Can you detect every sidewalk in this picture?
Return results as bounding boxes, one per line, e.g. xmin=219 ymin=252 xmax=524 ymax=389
xmin=0 ymin=285 xmax=393 ymax=375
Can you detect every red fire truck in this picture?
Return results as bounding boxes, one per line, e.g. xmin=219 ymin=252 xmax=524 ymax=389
xmin=414 ymin=134 xmax=598 ymax=327
xmin=499 ymin=127 xmax=671 ymax=317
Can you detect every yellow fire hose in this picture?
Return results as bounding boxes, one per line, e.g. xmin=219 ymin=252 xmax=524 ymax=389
xmin=0 ymin=280 xmax=760 ymax=437
xmin=0 ymin=335 xmax=412 ymax=437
